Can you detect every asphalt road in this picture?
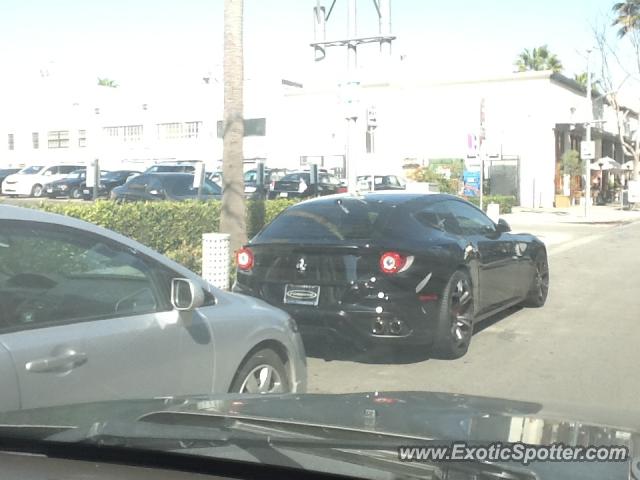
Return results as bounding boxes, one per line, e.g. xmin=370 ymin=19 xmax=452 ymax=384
xmin=306 ymin=220 xmax=640 ymax=417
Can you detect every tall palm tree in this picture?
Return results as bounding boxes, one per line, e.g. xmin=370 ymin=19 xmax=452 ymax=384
xmin=220 ymin=0 xmax=247 ymax=255
xmin=612 ymin=0 xmax=640 ymax=37
xmin=514 ymin=45 xmax=563 ymax=73
xmin=97 ymin=78 xmax=118 ymax=88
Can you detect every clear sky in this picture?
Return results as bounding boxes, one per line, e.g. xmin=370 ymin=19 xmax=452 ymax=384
xmin=0 ymin=0 xmax=625 ymax=92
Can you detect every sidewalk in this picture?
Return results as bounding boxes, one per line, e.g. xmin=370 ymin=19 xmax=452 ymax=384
xmin=502 ymin=205 xmax=640 ymax=226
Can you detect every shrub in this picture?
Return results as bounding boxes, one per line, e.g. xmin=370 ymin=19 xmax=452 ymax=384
xmin=31 ymin=199 xmax=297 ymax=274
xmin=464 ymin=195 xmax=517 ymax=214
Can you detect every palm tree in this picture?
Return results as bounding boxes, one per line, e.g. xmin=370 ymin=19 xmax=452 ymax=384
xmin=612 ymin=0 xmax=640 ymax=37
xmin=514 ymin=45 xmax=563 ymax=73
xmin=97 ymin=78 xmax=118 ymax=88
xmin=220 ymin=0 xmax=247 ymax=255
xmin=574 ymin=72 xmax=601 ymax=94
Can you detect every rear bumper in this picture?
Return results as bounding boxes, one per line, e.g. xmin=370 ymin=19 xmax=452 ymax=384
xmin=233 ymin=283 xmax=439 ymax=347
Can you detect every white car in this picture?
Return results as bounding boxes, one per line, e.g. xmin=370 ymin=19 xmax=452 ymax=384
xmin=1 ymin=164 xmax=84 ymax=197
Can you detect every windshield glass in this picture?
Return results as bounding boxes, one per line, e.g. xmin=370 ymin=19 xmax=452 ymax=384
xmin=19 ymin=166 xmax=44 ymax=175
xmin=2 ymin=1 xmax=640 ymax=479
xmin=257 ymin=199 xmax=392 ymax=243
xmin=165 ymin=176 xmax=221 ymax=196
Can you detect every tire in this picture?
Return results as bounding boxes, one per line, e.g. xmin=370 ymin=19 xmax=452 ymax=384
xmin=522 ymin=252 xmax=549 ymax=308
xmin=229 ymin=348 xmax=290 ymax=394
xmin=69 ymin=188 xmax=81 ymax=200
xmin=31 ymin=184 xmax=44 ymax=198
xmin=432 ymin=270 xmax=475 ymax=359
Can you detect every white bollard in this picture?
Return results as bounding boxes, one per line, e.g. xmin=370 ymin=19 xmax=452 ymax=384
xmin=486 ymin=202 xmax=500 ymax=223
xmin=202 ymin=233 xmax=230 ymax=290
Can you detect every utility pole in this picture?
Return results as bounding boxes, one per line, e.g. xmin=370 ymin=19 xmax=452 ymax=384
xmin=345 ymin=0 xmax=359 ymax=193
xmin=311 ymin=0 xmax=396 ymax=194
xmin=585 ymin=49 xmax=592 ymax=218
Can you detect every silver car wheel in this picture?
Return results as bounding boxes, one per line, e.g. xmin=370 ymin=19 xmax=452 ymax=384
xmin=239 ymin=364 xmax=284 ymax=394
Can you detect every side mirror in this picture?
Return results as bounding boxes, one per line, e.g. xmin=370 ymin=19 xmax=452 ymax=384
xmin=496 ymin=218 xmax=511 ymax=233
xmin=171 ymin=278 xmax=205 ymax=311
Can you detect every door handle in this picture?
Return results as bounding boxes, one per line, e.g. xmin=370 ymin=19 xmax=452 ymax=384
xmin=25 ymin=349 xmax=88 ymax=373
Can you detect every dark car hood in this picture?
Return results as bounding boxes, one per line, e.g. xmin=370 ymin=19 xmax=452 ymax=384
xmin=0 ymin=391 xmax=636 ymax=444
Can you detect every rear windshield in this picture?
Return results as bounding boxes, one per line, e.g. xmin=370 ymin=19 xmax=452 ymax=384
xmin=164 ymin=176 xmax=221 ymax=196
xmin=256 ymin=199 xmax=393 ymax=243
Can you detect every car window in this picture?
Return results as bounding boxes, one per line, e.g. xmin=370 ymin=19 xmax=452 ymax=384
xmin=19 ymin=166 xmax=44 ymax=175
xmin=445 ymin=200 xmax=496 ymax=235
xmin=59 ymin=166 xmax=82 ymax=174
xmin=126 ymin=175 xmax=149 ymax=187
xmin=43 ymin=167 xmax=58 ymax=176
xmin=0 ymin=220 xmax=170 ymax=331
xmin=244 ymin=171 xmax=257 ymax=182
xmin=415 ymin=201 xmax=462 ymax=235
xmin=257 ymin=199 xmax=392 ymax=243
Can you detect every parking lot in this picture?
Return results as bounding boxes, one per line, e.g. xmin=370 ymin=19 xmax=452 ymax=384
xmin=305 ymin=220 xmax=640 ymax=416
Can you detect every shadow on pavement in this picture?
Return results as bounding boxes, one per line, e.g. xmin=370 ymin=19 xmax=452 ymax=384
xmin=304 ymin=305 xmax=523 ymax=365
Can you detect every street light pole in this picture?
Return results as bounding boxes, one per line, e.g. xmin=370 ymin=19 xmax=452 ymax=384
xmin=585 ymin=49 xmax=592 ymax=217
xmin=346 ymin=0 xmax=359 ymax=194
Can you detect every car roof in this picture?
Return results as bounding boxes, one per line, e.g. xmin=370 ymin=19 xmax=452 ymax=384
xmin=294 ymin=192 xmax=458 ymax=208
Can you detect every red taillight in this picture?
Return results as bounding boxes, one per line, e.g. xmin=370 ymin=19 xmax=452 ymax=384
xmin=236 ymin=247 xmax=254 ymax=271
xmin=379 ymin=251 xmax=406 ymax=275
xmin=337 ymin=186 xmax=348 ymax=193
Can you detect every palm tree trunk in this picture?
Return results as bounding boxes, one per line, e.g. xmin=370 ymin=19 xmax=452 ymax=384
xmin=220 ymin=0 xmax=247 ymax=255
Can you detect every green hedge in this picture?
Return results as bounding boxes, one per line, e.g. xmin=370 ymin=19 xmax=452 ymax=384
xmin=34 ymin=199 xmax=297 ymax=274
xmin=464 ymin=195 xmax=517 ymax=214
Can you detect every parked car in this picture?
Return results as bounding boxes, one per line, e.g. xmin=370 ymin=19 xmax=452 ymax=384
xmin=144 ymin=161 xmax=203 ymax=174
xmin=110 ymin=173 xmax=222 ymax=202
xmin=82 ymin=170 xmax=142 ymax=199
xmin=267 ymin=171 xmax=345 ymax=199
xmin=44 ymin=169 xmax=90 ymax=199
xmin=357 ymin=174 xmax=406 ymax=191
xmin=233 ymin=193 xmax=548 ymax=359
xmin=0 ymin=168 xmax=20 ymax=193
xmin=1 ymin=164 xmax=84 ymax=197
xmin=243 ymin=168 xmax=290 ymax=196
xmin=0 ymin=205 xmax=307 ymax=411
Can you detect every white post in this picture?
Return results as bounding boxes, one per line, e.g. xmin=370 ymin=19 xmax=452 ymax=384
xmin=346 ymin=0 xmax=359 ymax=194
xmin=202 ymin=233 xmax=230 ymax=290
xmin=585 ymin=49 xmax=592 ymax=217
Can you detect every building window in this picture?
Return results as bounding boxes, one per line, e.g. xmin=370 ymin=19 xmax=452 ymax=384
xmin=216 ymin=118 xmax=266 ymax=138
xmin=32 ymin=132 xmax=39 ymax=149
xmin=157 ymin=122 xmax=201 ymax=140
xmin=184 ymin=121 xmax=201 ymax=139
xmin=78 ymin=130 xmax=87 ymax=147
xmin=123 ymin=125 xmax=142 ymax=143
xmin=103 ymin=125 xmax=143 ymax=143
xmin=8 ymin=134 xmax=14 ymax=151
xmin=48 ymin=130 xmax=70 ymax=149
xmin=157 ymin=122 xmax=181 ymax=140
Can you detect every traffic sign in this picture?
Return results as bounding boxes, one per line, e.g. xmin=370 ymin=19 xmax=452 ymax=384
xmin=580 ymin=141 xmax=595 ymax=161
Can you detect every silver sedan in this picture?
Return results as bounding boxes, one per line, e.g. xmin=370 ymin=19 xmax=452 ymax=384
xmin=0 ymin=206 xmax=307 ymax=411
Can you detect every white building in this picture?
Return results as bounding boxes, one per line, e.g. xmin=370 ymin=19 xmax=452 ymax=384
xmin=1 ymin=69 xmax=636 ymax=208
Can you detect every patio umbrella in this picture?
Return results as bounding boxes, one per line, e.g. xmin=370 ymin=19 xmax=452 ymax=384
xmin=590 ymin=157 xmax=622 ymax=171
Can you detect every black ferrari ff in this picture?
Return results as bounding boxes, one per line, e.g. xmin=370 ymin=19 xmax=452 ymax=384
xmin=233 ymin=193 xmax=549 ymax=359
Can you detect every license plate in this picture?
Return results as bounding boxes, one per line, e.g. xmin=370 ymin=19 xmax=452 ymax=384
xmin=279 ymin=192 xmax=288 ymax=198
xmin=46 ymin=188 xmax=53 ymax=193
xmin=283 ymin=284 xmax=320 ymax=306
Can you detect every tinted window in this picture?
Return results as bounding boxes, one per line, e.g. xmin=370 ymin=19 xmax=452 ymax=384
xmin=446 ymin=200 xmax=495 ymax=235
xmin=164 ymin=176 xmax=221 ymax=196
xmin=257 ymin=199 xmax=392 ymax=243
xmin=0 ymin=221 xmax=168 ymax=330
xmin=280 ymin=173 xmax=308 ymax=182
xmin=60 ymin=165 xmax=83 ymax=174
xmin=127 ymin=174 xmax=148 ymax=185
xmin=415 ymin=201 xmax=462 ymax=235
